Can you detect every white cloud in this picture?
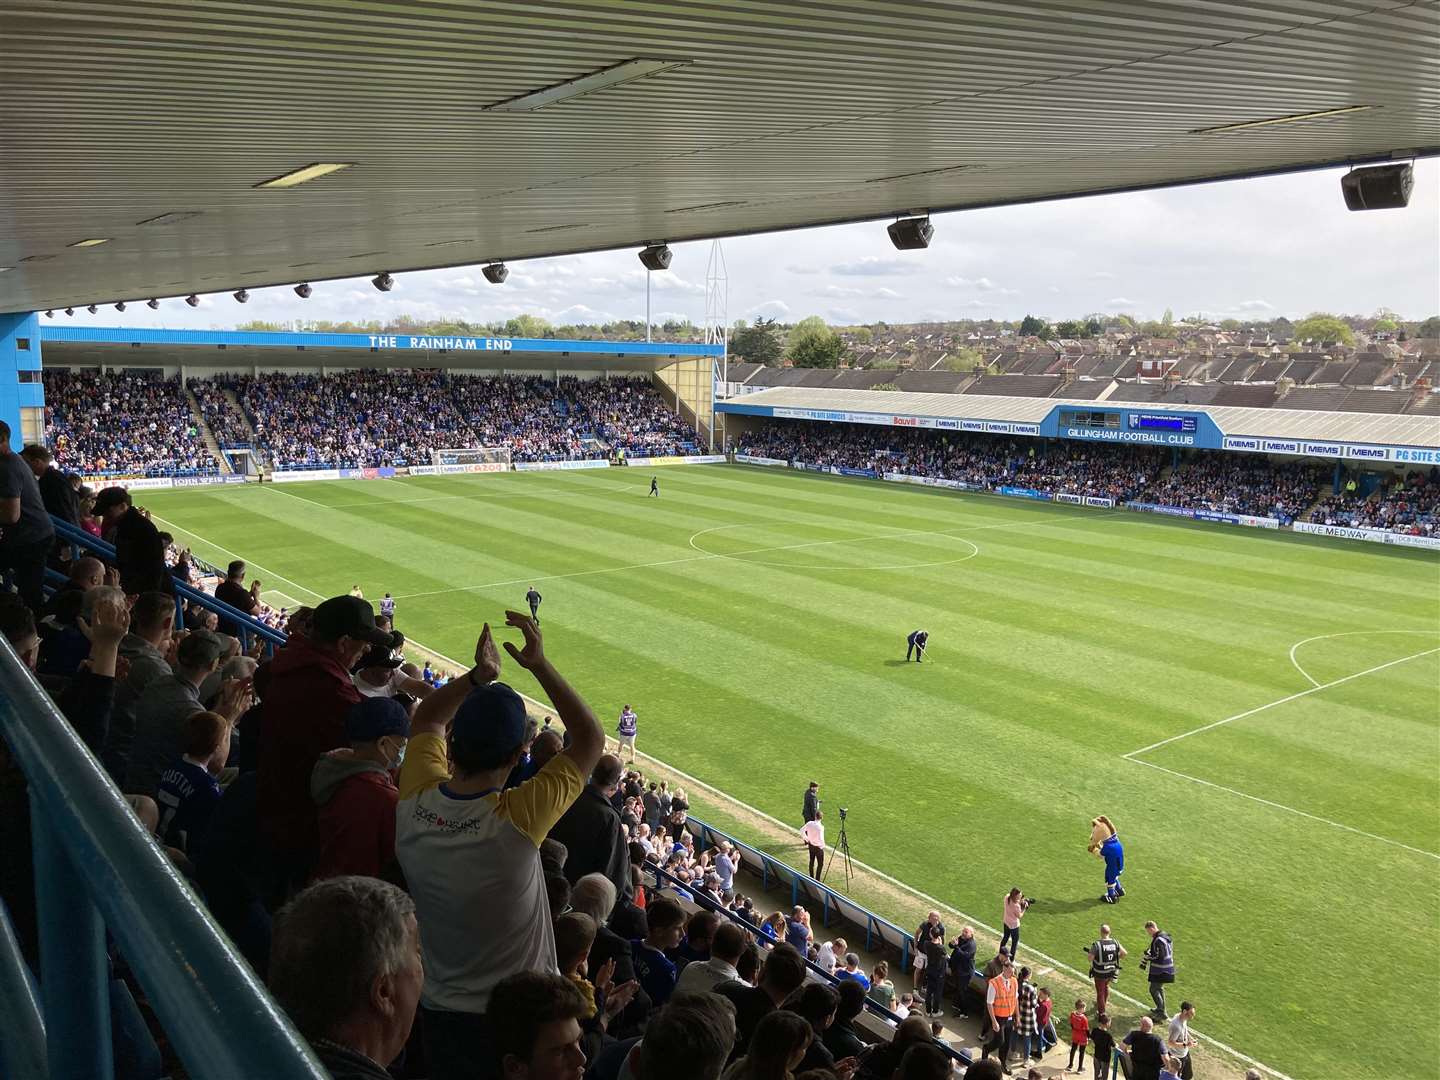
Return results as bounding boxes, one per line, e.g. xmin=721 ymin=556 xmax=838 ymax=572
xmin=748 ymin=299 xmax=791 ymax=318
xmin=785 ymin=264 xmax=821 ymax=275
xmin=1090 ymin=271 xmax=1117 ymax=280
xmin=1046 ymin=285 xmax=1061 ymax=294
xmin=814 ymin=285 xmax=864 ymax=298
xmin=553 ymin=303 xmax=615 ymax=322
xmin=873 ymin=287 xmax=902 ymax=299
xmin=831 ymin=256 xmax=921 ymax=277
xmin=1105 ymin=297 xmax=1139 ymax=308
xmin=829 ymin=306 xmax=862 ymax=323
xmin=1235 ymin=299 xmax=1273 ymax=311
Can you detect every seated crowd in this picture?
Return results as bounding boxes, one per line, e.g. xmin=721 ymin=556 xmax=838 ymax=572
xmin=41 ymin=368 xmax=701 ymax=475
xmin=43 ymin=367 xmax=218 ymax=477
xmin=737 ymin=420 xmax=1330 ymax=522
xmin=1308 ymin=468 xmax=1439 ymax=536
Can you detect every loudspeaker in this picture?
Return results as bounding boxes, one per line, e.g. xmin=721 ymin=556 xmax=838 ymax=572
xmin=887 ymin=216 xmax=934 ymax=250
xmin=1341 ymin=163 xmax=1413 ymax=211
xmin=638 ymin=244 xmax=672 ymax=271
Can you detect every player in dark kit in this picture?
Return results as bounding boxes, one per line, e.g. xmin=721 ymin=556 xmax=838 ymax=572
xmin=906 ymin=629 xmax=929 ymax=662
xmin=525 ymin=586 xmax=541 ymax=624
xmin=649 ymin=476 xmax=659 ymax=497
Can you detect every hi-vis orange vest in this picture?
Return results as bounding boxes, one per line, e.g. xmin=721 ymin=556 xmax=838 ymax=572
xmin=990 ymin=974 xmax=1017 ymax=1017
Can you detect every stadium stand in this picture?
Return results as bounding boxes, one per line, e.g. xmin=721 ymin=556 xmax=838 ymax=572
xmin=43 ymin=368 xmax=218 ymax=477
xmin=41 ymin=369 xmax=700 ymax=474
xmin=1308 ymin=470 xmax=1439 ymax=536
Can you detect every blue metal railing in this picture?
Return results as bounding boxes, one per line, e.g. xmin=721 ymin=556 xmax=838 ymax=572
xmin=645 ymin=859 xmax=973 ymax=1069
xmin=0 ymin=638 xmax=327 ymax=1080
xmin=50 ymin=518 xmax=288 ymax=657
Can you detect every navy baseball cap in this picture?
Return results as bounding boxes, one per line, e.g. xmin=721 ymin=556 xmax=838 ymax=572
xmin=451 ymin=681 xmax=528 ymax=762
xmin=345 ymin=696 xmax=411 ymax=742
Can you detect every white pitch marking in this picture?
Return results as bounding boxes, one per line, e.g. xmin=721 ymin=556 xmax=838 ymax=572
xmin=1122 ymin=646 xmax=1440 ymax=759
xmin=1128 ymin=757 xmax=1440 ymax=861
xmin=1287 ymin=629 xmax=1438 ymax=688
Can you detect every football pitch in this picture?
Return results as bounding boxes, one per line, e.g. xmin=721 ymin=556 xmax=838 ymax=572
xmin=141 ymin=464 xmax=1439 ymax=1080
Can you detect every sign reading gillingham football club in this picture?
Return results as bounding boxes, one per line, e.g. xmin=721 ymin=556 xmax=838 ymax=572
xmin=368 ymin=335 xmax=513 ymax=351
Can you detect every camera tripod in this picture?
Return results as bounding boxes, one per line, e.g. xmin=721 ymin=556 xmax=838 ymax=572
xmin=822 ymin=812 xmax=854 ymax=892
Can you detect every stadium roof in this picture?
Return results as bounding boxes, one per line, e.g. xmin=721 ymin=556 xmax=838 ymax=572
xmin=722 ymin=385 xmax=1440 ymax=449
xmin=3 ymin=2 xmax=1438 ymax=313
xmin=37 ymin=325 xmax=718 ymax=373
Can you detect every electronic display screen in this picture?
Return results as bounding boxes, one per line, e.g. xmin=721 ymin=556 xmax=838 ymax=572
xmin=1128 ymin=413 xmax=1197 ymax=433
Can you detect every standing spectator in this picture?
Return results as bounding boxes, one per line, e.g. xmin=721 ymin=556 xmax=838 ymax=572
xmin=0 ymin=420 xmax=56 ymax=614
xmin=1090 ymin=1012 xmax=1117 ymax=1080
xmin=1014 ymin=966 xmax=1040 ymax=1063
xmin=802 ymin=781 xmax=820 ymax=824
xmin=949 ymin=926 xmax=978 ymax=1018
xmin=268 ymin=876 xmax=424 ymax=1080
xmin=1068 ymin=999 xmax=1089 ymax=1073
xmin=673 ymin=909 xmax=720 ymax=970
xmin=379 ymin=593 xmax=395 ymax=621
xmin=614 ymin=704 xmax=638 ymax=763
xmin=20 ymin=444 xmax=78 ymax=525
xmin=1140 ymin=922 xmax=1176 ymax=1019
xmin=1037 ymin=989 xmax=1058 ymax=1056
xmin=714 ymin=841 xmax=737 ymax=894
xmin=784 ymin=906 xmax=813 ymax=954
xmin=107 ymin=589 xmax=177 ymax=778
xmin=1165 ymin=1003 xmax=1197 ymax=1080
xmin=92 ymin=487 xmax=171 ymax=595
xmin=800 ymin=811 xmax=825 ymax=879
xmin=914 ymin=911 xmax=946 ymax=953
xmin=155 ymin=711 xmax=230 ymax=852
xmin=395 ymin=614 xmax=601 ymax=1080
xmin=256 ymin=594 xmax=391 ymax=887
xmin=676 ymin=921 xmax=748 ymax=995
xmin=1122 ymin=1016 xmax=1165 ymax=1080
xmin=311 ymin=696 xmax=410 ymax=882
xmin=548 ymin=753 xmax=632 ymax=904
xmin=642 ymin=782 xmax=662 ymax=832
xmin=1001 ymin=888 xmax=1029 ymax=959
xmin=921 ymin=926 xmax=947 ymax=1018
xmin=126 ymin=629 xmax=237 ymax=798
xmin=983 ymin=956 xmax=1018 ymax=1071
xmin=1087 ymin=924 xmax=1126 ymax=1015
xmin=214 ymin=560 xmax=260 ymax=634
xmin=722 ymin=1009 xmax=812 ymax=1080
xmin=716 ymin=944 xmax=809 ymax=1064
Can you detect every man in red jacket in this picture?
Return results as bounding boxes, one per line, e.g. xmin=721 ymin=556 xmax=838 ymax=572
xmin=311 ymin=696 xmax=410 ymax=883
xmin=255 ymin=594 xmax=394 ymax=890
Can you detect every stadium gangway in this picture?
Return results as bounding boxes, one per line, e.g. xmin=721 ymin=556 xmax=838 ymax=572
xmin=50 ymin=516 xmax=289 ymax=657
xmin=0 ymin=637 xmax=328 ymax=1080
xmin=686 ymin=815 xmax=923 ymax=974
xmin=646 ymin=860 xmax=975 ymax=1070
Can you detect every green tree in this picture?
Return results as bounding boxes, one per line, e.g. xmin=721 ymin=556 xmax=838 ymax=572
xmin=731 ymin=316 xmax=784 ymax=365
xmin=503 ymin=314 xmax=551 ymax=338
xmin=1085 ymin=317 xmax=1104 ymax=337
xmin=1292 ymin=313 xmax=1356 ymax=346
xmin=787 ymin=316 xmax=845 ymax=368
xmin=847 ymin=326 xmax=874 ymax=345
xmin=943 ymin=346 xmax=985 ymax=372
xmin=1418 ymin=316 xmax=1440 ymax=339
xmin=1054 ymin=319 xmax=1087 ymax=339
xmin=1161 ymin=308 xmax=1175 ymax=330
xmin=1018 ymin=314 xmax=1050 ymax=338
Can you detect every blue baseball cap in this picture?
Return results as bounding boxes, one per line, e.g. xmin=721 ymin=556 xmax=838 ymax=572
xmin=451 ymin=681 xmax=528 ymax=762
xmin=344 ymin=696 xmax=410 ymax=742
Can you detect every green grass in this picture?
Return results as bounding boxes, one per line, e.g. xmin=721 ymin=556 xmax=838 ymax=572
xmin=141 ymin=464 xmax=1439 ymax=1080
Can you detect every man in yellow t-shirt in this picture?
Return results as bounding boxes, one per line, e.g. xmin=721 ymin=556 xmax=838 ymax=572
xmin=395 ymin=612 xmax=604 ymax=1080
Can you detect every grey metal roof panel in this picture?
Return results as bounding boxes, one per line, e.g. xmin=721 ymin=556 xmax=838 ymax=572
xmin=726 ymin=385 xmax=1440 ymax=448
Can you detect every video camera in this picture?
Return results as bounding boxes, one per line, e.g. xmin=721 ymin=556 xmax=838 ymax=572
xmin=839 ymin=807 xmax=848 ymax=820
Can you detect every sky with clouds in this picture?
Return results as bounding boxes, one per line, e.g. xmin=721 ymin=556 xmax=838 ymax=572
xmin=89 ymin=160 xmax=1437 ymax=334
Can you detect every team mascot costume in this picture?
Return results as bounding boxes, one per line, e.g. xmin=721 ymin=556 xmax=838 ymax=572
xmin=1088 ymin=815 xmax=1125 ymax=903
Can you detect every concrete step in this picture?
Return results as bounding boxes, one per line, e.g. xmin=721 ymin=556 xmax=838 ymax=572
xmin=184 ymin=384 xmax=231 ymax=475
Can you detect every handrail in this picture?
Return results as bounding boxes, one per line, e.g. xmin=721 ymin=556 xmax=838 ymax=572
xmin=645 ymin=859 xmax=973 ymax=1068
xmin=51 ymin=517 xmax=288 ymax=656
xmin=0 ymin=637 xmax=327 ymax=1079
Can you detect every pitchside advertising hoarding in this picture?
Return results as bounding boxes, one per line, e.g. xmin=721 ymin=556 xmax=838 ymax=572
xmin=717 ymin=401 xmax=1435 ymax=463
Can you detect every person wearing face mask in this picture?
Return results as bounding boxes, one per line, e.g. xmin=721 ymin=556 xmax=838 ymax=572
xmin=311 ymin=696 xmax=411 ymax=884
xmin=256 ymin=594 xmax=397 ymax=889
